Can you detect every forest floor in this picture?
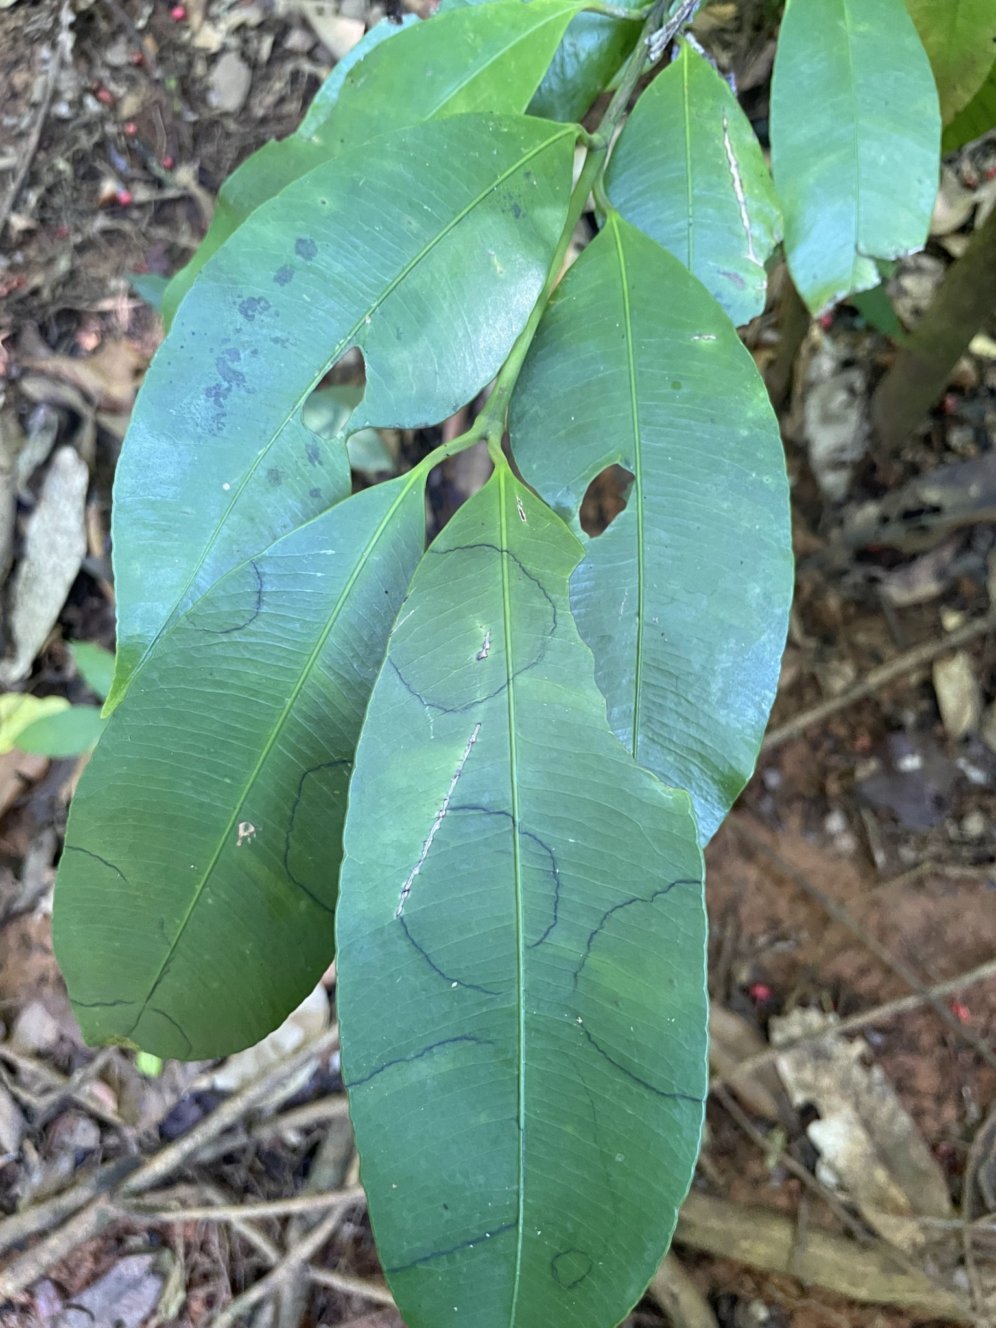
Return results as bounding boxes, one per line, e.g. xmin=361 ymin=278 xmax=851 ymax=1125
xmin=0 ymin=2 xmax=994 ymax=1327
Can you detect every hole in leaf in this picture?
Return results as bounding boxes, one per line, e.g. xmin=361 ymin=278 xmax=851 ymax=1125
xmin=579 ymin=465 xmax=634 ymax=537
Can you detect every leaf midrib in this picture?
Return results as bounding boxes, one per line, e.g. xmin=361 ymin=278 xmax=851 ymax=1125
xmin=128 ymin=474 xmax=422 ymax=1042
xmin=608 ymin=217 xmax=647 ymax=761
xmin=419 ymin=2 xmax=577 ymax=121
xmin=125 ymin=121 xmax=575 ymax=703
xmin=499 ymin=470 xmax=528 ymax=1324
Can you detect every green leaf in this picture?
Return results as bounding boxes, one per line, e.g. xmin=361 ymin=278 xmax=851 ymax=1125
xmin=69 ymin=641 xmax=115 ymax=700
xmin=529 ymin=13 xmax=640 ymax=122
xmin=0 ymin=694 xmax=70 ymax=753
xmin=510 ymin=213 xmax=792 ymax=841
xmin=297 ymin=15 xmax=418 ymax=140
xmin=605 ymin=42 xmax=782 ymax=326
xmin=128 ymin=272 xmax=168 ymax=312
xmin=905 ymin=0 xmax=996 ymax=123
xmin=770 ymin=0 xmax=941 ymax=313
xmin=108 ymin=113 xmax=576 ymax=710
xmin=442 ymin=0 xmax=640 ymax=122
xmin=55 ymin=474 xmax=426 ymax=1059
xmin=162 ymin=0 xmax=583 ymax=324
xmin=942 ymin=57 xmax=996 ymax=150
xmin=15 ymin=705 xmax=105 ymax=758
xmin=336 ymin=464 xmax=707 ymax=1328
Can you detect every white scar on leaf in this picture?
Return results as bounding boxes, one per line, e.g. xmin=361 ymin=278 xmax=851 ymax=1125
xmin=722 ymin=112 xmax=760 ymax=268
xmin=396 ymin=722 xmax=482 ymax=917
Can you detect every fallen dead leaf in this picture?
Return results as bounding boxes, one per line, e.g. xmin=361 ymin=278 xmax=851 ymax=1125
xmin=19 ymin=339 xmax=145 ymax=413
xmin=772 ymin=1008 xmax=952 ymax=1252
xmin=0 ymin=446 xmax=88 ymax=685
xmin=933 ymin=650 xmax=982 ymax=740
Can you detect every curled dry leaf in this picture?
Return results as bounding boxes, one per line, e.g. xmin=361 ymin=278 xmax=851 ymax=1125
xmin=933 ymin=650 xmax=983 ymax=740
xmin=0 ymin=446 xmax=88 ymax=686
xmin=772 ymin=1008 xmax=952 ymax=1252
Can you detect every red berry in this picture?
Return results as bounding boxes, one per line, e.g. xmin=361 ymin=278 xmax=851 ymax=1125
xmin=130 ymin=50 xmax=145 ymax=66
xmin=748 ymin=981 xmax=773 ymax=1003
xmin=950 ymin=1000 xmax=971 ymax=1025
xmin=817 ymin=311 xmax=834 ymax=331
xmin=161 ymin=153 xmax=175 ymax=170
xmin=123 ymin=121 xmax=138 ymax=137
xmin=170 ymin=4 xmax=187 ymax=19
xmin=115 ymin=188 xmax=134 ymax=207
xmin=95 ymin=86 xmax=114 ymax=106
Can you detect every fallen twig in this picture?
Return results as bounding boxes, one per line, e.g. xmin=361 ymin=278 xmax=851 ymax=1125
xmin=0 ymin=1028 xmax=339 ymax=1298
xmin=0 ymin=3 xmax=71 ymax=238
xmin=733 ymin=822 xmax=996 ymax=1070
xmin=676 ymin=1191 xmax=979 ymax=1322
xmin=762 ymin=611 xmax=996 ymax=750
xmin=711 ymin=955 xmax=996 ymax=1092
xmin=309 ymin=1266 xmax=396 ymax=1307
xmin=208 ymin=1202 xmax=358 ymax=1327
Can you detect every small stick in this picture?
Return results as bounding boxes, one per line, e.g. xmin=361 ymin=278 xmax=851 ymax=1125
xmin=0 ymin=1029 xmax=339 ymax=1297
xmin=733 ymin=822 xmax=996 ymax=1070
xmin=130 ymin=1186 xmax=365 ymax=1223
xmin=308 ymin=1266 xmax=396 ymax=1307
xmin=762 ymin=612 xmax=996 ymax=750
xmin=0 ymin=4 xmax=71 ymax=238
xmin=208 ymin=1203 xmax=356 ymax=1327
xmin=711 ymin=956 xmax=996 ymax=1090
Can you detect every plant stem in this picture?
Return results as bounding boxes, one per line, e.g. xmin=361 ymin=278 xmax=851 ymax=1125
xmin=420 ymin=0 xmax=701 ymax=474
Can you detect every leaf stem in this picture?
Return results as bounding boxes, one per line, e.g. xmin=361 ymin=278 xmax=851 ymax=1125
xmin=416 ymin=0 xmax=703 ymax=475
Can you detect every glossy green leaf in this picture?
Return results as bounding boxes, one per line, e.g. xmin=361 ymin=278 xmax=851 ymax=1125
xmin=162 ymin=1 xmax=583 ymax=324
xmin=55 ymin=474 xmax=425 ymax=1058
xmin=528 ymin=13 xmax=640 ymax=122
xmin=905 ymin=0 xmax=996 ymax=123
xmin=510 ymin=213 xmax=792 ymax=841
xmin=606 ymin=42 xmax=782 ymax=326
xmin=337 ymin=464 xmax=707 ymax=1328
xmin=442 ymin=0 xmax=641 ymax=122
xmin=942 ymin=57 xmax=996 ymax=150
xmin=770 ymin=0 xmax=941 ymax=313
xmin=108 ymin=113 xmax=576 ymax=710
xmin=296 ymin=15 xmax=417 ymax=139
xmin=14 ymin=705 xmax=105 ymax=758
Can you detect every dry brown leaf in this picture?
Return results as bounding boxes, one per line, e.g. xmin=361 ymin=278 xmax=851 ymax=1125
xmin=772 ymin=1009 xmax=952 ymax=1252
xmin=0 ymin=445 xmax=88 ymax=685
xmin=20 ymin=339 xmax=146 ymax=413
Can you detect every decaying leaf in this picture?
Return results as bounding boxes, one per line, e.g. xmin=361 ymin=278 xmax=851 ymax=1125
xmin=0 ymin=446 xmax=88 ymax=686
xmin=772 ymin=1008 xmax=952 ymax=1252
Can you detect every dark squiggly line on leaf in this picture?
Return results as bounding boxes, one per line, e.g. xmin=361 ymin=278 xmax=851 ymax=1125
xmin=200 ymin=561 xmax=264 ymax=636
xmin=573 ymin=878 xmax=701 ymax=989
xmin=282 ymin=758 xmax=352 ymax=918
xmin=550 ymin=1247 xmax=594 ymax=1289
xmin=579 ymin=1024 xmax=703 ymax=1106
xmin=63 ymin=845 xmax=129 ymax=884
xmin=346 ymin=1034 xmax=494 ymax=1090
xmin=150 ymin=1005 xmax=193 ymax=1057
xmin=449 ymin=803 xmax=561 ymax=947
xmin=396 ymin=913 xmax=500 ymax=997
xmin=389 ymin=542 xmax=558 ymax=713
xmin=386 ymin=1217 xmax=518 ymax=1275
